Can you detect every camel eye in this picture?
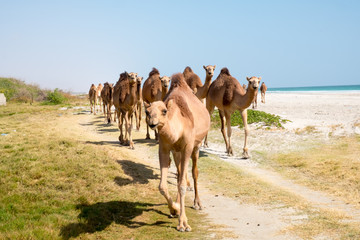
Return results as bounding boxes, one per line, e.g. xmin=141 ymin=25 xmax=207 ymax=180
xmin=162 ymin=109 xmax=167 ymax=115
xmin=145 ymin=111 xmax=149 ymax=116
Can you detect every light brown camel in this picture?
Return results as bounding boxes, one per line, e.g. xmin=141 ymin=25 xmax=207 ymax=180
xmin=101 ymin=82 xmax=113 ymax=124
xmin=144 ymin=73 xmax=210 ymax=232
xmin=260 ymin=82 xmax=268 ymax=103
xmin=183 ymin=66 xmax=216 ymax=101
xmin=204 ymin=68 xmax=260 ymax=158
xmin=88 ymin=84 xmax=97 ymax=115
xmin=113 ymin=72 xmax=138 ymax=149
xmin=242 ymin=84 xmax=247 ymax=91
xmin=142 ymin=68 xmax=170 ymax=140
xmin=96 ymin=83 xmax=103 ymax=112
xmin=134 ymin=76 xmax=143 ymax=130
xmin=251 ymin=88 xmax=259 ymax=109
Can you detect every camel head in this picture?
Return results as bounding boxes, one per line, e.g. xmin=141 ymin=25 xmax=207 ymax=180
xmin=136 ymin=76 xmax=143 ymax=85
xmin=246 ymin=76 xmax=261 ymax=90
xmin=203 ymin=65 xmax=216 ymax=77
xmin=144 ymin=101 xmax=168 ymax=130
xmin=126 ymin=72 xmax=138 ymax=85
xmin=160 ymin=76 xmax=170 ymax=88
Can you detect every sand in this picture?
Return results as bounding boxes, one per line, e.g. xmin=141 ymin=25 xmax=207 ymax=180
xmin=260 ymin=91 xmax=360 ymax=135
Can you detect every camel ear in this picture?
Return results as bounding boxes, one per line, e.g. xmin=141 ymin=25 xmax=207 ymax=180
xmin=258 ymin=77 xmax=262 ymax=81
xmin=144 ymin=102 xmax=151 ymax=109
xmin=246 ymin=77 xmax=250 ymax=81
xmin=203 ymin=65 xmax=206 ymax=70
xmin=125 ymin=71 xmax=129 ymax=77
xmin=214 ymin=65 xmax=216 ymax=69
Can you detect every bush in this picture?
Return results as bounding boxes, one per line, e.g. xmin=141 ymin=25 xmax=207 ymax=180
xmin=44 ymin=88 xmax=67 ymax=105
xmin=211 ymin=109 xmax=289 ymax=129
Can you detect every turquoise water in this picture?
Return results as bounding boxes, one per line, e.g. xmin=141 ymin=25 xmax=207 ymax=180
xmin=268 ymin=84 xmax=360 ymax=92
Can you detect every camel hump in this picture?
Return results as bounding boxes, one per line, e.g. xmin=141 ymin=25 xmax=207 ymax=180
xmin=169 ymin=73 xmax=189 ymax=90
xmin=149 ymin=68 xmax=160 ymax=77
xmin=183 ymin=66 xmax=193 ymax=73
xmin=220 ymin=67 xmax=231 ymax=76
xmin=116 ymin=71 xmax=130 ymax=103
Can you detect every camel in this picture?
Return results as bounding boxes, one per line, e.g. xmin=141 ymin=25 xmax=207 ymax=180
xmin=142 ymin=68 xmax=170 ymax=140
xmin=134 ymin=76 xmax=143 ymax=130
xmin=242 ymin=84 xmax=247 ymax=91
xmin=96 ymin=83 xmax=103 ymax=112
xmin=144 ymin=73 xmax=210 ymax=232
xmin=204 ymin=68 xmax=260 ymax=158
xmin=260 ymin=82 xmax=268 ymax=103
xmin=88 ymin=84 xmax=97 ymax=115
xmin=251 ymin=88 xmax=259 ymax=109
xmin=113 ymin=72 xmax=138 ymax=149
xmin=101 ymin=82 xmax=113 ymax=124
xmin=183 ymin=66 xmax=216 ymax=101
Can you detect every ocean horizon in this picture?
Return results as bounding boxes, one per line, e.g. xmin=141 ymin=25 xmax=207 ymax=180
xmin=268 ymin=84 xmax=360 ymax=92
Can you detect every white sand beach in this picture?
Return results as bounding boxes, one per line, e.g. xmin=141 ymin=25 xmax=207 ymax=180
xmin=259 ymin=91 xmax=360 ymax=136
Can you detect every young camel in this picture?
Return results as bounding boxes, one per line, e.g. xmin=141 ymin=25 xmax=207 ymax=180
xmin=96 ymin=83 xmax=103 ymax=113
xmin=113 ymin=72 xmax=138 ymax=149
xmin=260 ymin=82 xmax=268 ymax=103
xmin=142 ymin=68 xmax=170 ymax=140
xmin=183 ymin=66 xmax=216 ymax=101
xmin=101 ymin=82 xmax=113 ymax=124
xmin=144 ymin=73 xmax=210 ymax=232
xmin=205 ymin=68 xmax=260 ymax=158
xmin=134 ymin=76 xmax=143 ymax=130
xmin=88 ymin=84 xmax=97 ymax=115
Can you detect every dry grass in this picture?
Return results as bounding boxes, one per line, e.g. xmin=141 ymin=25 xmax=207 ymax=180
xmin=198 ymin=154 xmax=360 ymax=239
xmin=266 ymin=136 xmax=360 ymax=208
xmin=0 ymin=103 xmax=224 ymax=239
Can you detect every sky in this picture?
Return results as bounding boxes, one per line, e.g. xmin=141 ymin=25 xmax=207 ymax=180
xmin=1 ymin=0 xmax=360 ymax=92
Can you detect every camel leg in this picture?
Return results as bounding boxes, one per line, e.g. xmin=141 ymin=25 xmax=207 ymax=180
xmin=172 ymin=151 xmax=192 ymax=200
xmin=103 ymin=102 xmax=106 ymax=118
xmin=225 ymin=112 xmax=233 ymax=155
xmin=204 ymin=101 xmax=215 ymax=148
xmin=124 ymin=112 xmax=130 ymax=146
xmin=241 ymin=109 xmax=250 ymax=159
xmin=127 ymin=113 xmax=134 ymax=149
xmin=137 ymin=103 xmax=141 ymax=130
xmin=107 ymin=103 xmax=111 ymax=124
xmin=159 ymin=148 xmax=180 ymax=217
xmin=219 ymin=110 xmax=231 ymax=155
xmin=177 ymin=145 xmax=193 ymax=232
xmin=118 ymin=111 xmax=124 ymax=144
xmin=191 ymin=145 xmax=202 ymax=210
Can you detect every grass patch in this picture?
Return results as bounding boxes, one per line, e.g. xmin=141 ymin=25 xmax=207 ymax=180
xmin=267 ymin=136 xmax=360 ymax=208
xmin=210 ymin=109 xmax=289 ymax=129
xmin=0 ymin=103 xmax=222 ymax=239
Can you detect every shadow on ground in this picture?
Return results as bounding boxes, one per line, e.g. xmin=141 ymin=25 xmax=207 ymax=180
xmin=115 ymin=160 xmax=159 ymax=186
xmin=59 ymin=201 xmax=169 ymax=240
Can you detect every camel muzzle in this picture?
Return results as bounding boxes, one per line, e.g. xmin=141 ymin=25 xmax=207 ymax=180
xmin=149 ymin=123 xmax=158 ymax=129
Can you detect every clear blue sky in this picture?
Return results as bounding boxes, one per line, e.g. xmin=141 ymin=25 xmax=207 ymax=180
xmin=1 ymin=0 xmax=359 ymax=92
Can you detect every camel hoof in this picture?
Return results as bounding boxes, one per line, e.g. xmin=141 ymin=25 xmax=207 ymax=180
xmin=192 ymin=205 xmax=202 ymax=210
xmin=187 ymin=186 xmax=193 ymax=191
xmin=145 ymin=135 xmax=150 ymax=140
xmin=242 ymin=152 xmax=250 ymax=159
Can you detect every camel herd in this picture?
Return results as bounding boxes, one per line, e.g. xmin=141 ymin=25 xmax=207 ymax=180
xmin=88 ymin=66 xmax=267 ymax=232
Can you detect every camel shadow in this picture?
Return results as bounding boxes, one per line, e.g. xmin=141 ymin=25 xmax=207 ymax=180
xmin=115 ymin=160 xmax=159 ymax=186
xmin=59 ymin=201 xmax=169 ymax=240
xmin=85 ymin=140 xmax=120 ymax=147
xmin=132 ymin=138 xmax=158 ymax=147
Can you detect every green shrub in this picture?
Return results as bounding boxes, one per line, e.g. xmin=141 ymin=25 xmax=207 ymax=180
xmin=43 ymin=88 xmax=67 ymax=105
xmin=211 ymin=109 xmax=289 ymax=129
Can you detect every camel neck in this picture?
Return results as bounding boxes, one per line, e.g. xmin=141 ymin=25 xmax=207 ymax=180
xmin=196 ymin=75 xmax=212 ymax=99
xmin=236 ymin=86 xmax=256 ymax=109
xmin=161 ymin=87 xmax=168 ymax=100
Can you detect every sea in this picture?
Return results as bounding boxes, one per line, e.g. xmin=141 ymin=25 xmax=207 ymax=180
xmin=268 ymin=84 xmax=360 ymax=92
